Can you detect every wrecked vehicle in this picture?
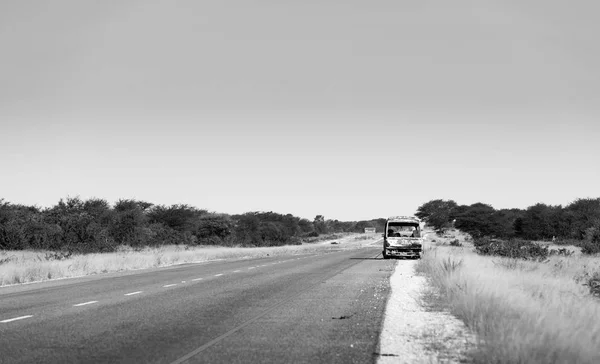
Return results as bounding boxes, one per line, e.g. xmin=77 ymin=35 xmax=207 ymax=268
xmin=382 ymin=216 xmax=423 ymax=259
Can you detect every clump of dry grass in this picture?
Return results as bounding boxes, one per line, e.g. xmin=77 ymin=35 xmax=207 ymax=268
xmin=416 ymin=243 xmax=600 ymax=363
xmin=0 ymin=234 xmax=371 ymax=286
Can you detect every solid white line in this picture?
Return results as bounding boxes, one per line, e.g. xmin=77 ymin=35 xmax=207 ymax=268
xmin=1 ymin=315 xmax=33 ymax=323
xmin=192 ymin=278 xmax=203 ymax=281
xmin=73 ymin=301 xmax=98 ymax=307
xmin=214 ymin=274 xmax=223 ymax=277
xmin=124 ymin=291 xmax=142 ymax=296
xmin=163 ymin=284 xmax=178 ymax=288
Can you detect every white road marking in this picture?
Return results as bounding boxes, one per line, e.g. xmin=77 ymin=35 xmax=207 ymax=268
xmin=124 ymin=291 xmax=142 ymax=296
xmin=192 ymin=278 xmax=203 ymax=281
xmin=182 ymin=281 xmax=186 ymax=283
xmin=233 ymin=270 xmax=241 ymax=273
xmin=1 ymin=315 xmax=33 ymax=323
xmin=214 ymin=274 xmax=223 ymax=277
xmin=248 ymin=267 xmax=255 ymax=270
xmin=73 ymin=301 xmax=98 ymax=307
xmin=163 ymin=284 xmax=178 ymax=288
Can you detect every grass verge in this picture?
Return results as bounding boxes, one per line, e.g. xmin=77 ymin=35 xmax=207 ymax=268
xmin=0 ymin=233 xmax=371 ymax=286
xmin=416 ymin=233 xmax=600 ymax=364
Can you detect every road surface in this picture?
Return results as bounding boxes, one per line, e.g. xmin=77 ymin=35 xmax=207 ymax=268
xmin=0 ymin=244 xmax=396 ymax=363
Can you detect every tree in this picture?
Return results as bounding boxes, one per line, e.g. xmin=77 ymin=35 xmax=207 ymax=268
xmin=415 ymin=199 xmax=458 ymax=232
xmin=453 ymin=203 xmax=496 ymax=238
xmin=566 ymin=198 xmax=600 ymax=239
xmin=313 ymin=215 xmax=327 ymax=234
xmin=110 ymin=199 xmax=152 ymax=246
xmin=516 ymin=204 xmax=559 ymax=240
xmin=196 ymin=214 xmax=232 ymax=243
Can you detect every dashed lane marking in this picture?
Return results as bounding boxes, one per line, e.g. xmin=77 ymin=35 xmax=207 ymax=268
xmin=125 ymin=291 xmax=142 ymax=296
xmin=191 ymin=278 xmax=203 ymax=281
xmin=73 ymin=301 xmax=98 ymax=307
xmin=163 ymin=284 xmax=178 ymax=288
xmin=248 ymin=267 xmax=255 ymax=270
xmin=233 ymin=270 xmax=241 ymax=273
xmin=169 ymin=250 xmax=379 ymax=364
xmin=1 ymin=315 xmax=33 ymax=323
xmin=214 ymin=274 xmax=223 ymax=277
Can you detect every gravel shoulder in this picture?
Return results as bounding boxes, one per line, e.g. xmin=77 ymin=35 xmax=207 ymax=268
xmin=377 ymin=259 xmax=473 ymax=363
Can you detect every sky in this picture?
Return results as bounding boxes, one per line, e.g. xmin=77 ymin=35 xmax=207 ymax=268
xmin=1 ymin=0 xmax=599 ymax=221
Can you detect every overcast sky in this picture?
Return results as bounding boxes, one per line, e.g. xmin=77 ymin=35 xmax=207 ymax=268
xmin=1 ymin=0 xmax=599 ymax=221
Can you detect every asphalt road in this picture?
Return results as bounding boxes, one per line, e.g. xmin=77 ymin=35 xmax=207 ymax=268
xmin=0 ymin=244 xmax=396 ymax=363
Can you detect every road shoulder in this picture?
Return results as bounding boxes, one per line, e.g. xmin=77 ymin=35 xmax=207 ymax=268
xmin=377 ymin=259 xmax=473 ymax=363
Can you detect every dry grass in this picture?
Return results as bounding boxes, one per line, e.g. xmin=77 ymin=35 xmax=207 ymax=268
xmin=417 ymin=230 xmax=600 ymax=364
xmin=0 ymin=233 xmax=372 ymax=286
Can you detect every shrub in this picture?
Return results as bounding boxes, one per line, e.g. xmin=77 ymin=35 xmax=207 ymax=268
xmin=548 ymin=248 xmax=575 ymax=257
xmin=583 ymin=273 xmax=600 ymax=298
xmin=196 ymin=214 xmax=232 ymax=242
xmin=576 ymin=270 xmax=600 ymax=298
xmin=302 ymin=231 xmax=319 ymax=238
xmin=581 ymin=226 xmax=600 ymax=255
xmin=449 ymin=239 xmax=462 ymax=247
xmin=474 ymin=237 xmax=549 ymax=261
xmin=440 ymin=257 xmax=463 ymax=273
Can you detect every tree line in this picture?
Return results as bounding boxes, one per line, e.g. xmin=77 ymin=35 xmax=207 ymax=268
xmin=0 ymin=197 xmax=385 ymax=253
xmin=416 ymin=198 xmax=600 ymax=254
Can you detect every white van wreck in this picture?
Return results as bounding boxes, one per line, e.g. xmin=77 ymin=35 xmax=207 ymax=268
xmin=382 ymin=216 xmax=423 ymax=259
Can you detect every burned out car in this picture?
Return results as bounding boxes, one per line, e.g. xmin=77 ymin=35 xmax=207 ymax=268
xmin=382 ymin=216 xmax=423 ymax=259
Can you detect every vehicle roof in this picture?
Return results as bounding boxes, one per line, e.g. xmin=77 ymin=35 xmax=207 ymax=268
xmin=386 ymin=216 xmax=420 ymax=223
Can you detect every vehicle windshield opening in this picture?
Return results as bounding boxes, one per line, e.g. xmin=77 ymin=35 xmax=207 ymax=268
xmin=386 ymin=223 xmax=420 ymax=238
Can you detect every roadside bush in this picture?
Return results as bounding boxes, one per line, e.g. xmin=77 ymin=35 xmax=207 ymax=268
xmin=2 ymin=196 xmax=375 ymax=252
xmin=474 ymin=237 xmax=549 ymax=261
xmin=440 ymin=257 xmax=463 ymax=273
xmin=549 ymin=248 xmax=575 ymax=257
xmin=148 ymin=204 xmax=206 ymax=233
xmin=449 ymin=239 xmax=462 ymax=247
xmin=583 ymin=273 xmax=600 ymax=298
xmin=575 ymin=270 xmax=600 ymax=299
xmin=196 ymin=214 xmax=232 ymax=242
xmin=44 ymin=251 xmax=73 ymax=261
xmin=110 ymin=199 xmax=149 ymax=246
xmin=581 ymin=226 xmax=600 ymax=255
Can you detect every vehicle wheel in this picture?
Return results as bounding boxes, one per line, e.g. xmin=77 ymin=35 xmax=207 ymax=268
xmin=382 ymin=250 xmax=390 ymax=259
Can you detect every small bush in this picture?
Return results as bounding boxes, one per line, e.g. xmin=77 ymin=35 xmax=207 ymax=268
xmin=491 ymin=258 xmax=538 ymax=271
xmin=440 ymin=257 xmax=463 ymax=273
xmin=584 ymin=277 xmax=600 ymax=298
xmin=44 ymin=251 xmax=73 ymax=261
xmin=580 ymin=226 xmax=600 ymax=255
xmin=549 ymin=248 xmax=575 ymax=257
xmin=449 ymin=239 xmax=462 ymax=247
xmin=0 ymin=255 xmax=16 ymax=265
xmin=474 ymin=237 xmax=549 ymax=261
xmin=577 ymin=270 xmax=600 ymax=298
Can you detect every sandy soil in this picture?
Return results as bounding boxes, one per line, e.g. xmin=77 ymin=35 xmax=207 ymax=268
xmin=377 ymin=259 xmax=473 ymax=363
